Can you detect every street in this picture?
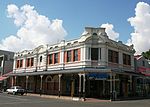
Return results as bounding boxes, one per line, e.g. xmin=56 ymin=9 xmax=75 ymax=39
xmin=0 ymin=93 xmax=150 ymax=107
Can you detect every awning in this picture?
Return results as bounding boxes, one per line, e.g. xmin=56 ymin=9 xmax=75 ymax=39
xmin=141 ymin=72 xmax=150 ymax=77
xmin=9 ymin=67 xmax=111 ymax=76
xmin=0 ymin=76 xmax=8 ymax=81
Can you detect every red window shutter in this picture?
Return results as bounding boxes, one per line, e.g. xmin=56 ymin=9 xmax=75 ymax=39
xmin=30 ymin=58 xmax=31 ymax=67
xmin=52 ymin=54 xmax=55 ymax=64
xmin=78 ymin=49 xmax=81 ymax=61
xmin=64 ymin=51 xmax=67 ymax=63
xmin=71 ymin=50 xmax=74 ymax=62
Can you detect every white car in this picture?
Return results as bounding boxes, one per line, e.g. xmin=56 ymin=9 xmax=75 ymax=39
xmin=6 ymin=86 xmax=25 ymax=95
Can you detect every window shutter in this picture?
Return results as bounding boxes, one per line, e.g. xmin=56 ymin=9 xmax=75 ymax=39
xmin=64 ymin=51 xmax=67 ymax=63
xmin=58 ymin=52 xmax=60 ymax=63
xmin=71 ymin=50 xmax=74 ymax=62
xmin=52 ymin=54 xmax=55 ymax=64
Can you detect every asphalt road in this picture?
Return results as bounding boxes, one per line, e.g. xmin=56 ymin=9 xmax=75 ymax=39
xmin=0 ymin=93 xmax=150 ymax=107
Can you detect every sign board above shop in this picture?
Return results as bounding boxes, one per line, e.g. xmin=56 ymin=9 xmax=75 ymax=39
xmin=87 ymin=73 xmax=109 ymax=80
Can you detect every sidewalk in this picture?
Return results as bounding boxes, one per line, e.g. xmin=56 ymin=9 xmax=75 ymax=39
xmin=26 ymin=93 xmax=111 ymax=102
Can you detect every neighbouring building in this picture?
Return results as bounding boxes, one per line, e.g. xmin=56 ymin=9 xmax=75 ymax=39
xmin=10 ymin=27 xmax=150 ymax=100
xmin=0 ymin=50 xmax=14 ymax=90
xmin=134 ymin=55 xmax=150 ymax=96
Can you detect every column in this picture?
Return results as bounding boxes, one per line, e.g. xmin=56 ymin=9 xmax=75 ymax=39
xmin=15 ymin=76 xmax=17 ymax=86
xmin=11 ymin=76 xmax=14 ymax=87
xmin=113 ymin=74 xmax=116 ymax=100
xmin=40 ymin=75 xmax=43 ymax=96
xmin=58 ymin=74 xmax=62 ymax=97
xmin=78 ymin=74 xmax=81 ymax=98
xmin=26 ymin=76 xmax=29 ymax=94
xmin=83 ymin=74 xmax=86 ymax=101
xmin=143 ymin=78 xmax=145 ymax=96
xmin=129 ymin=75 xmax=132 ymax=95
xmin=110 ymin=73 xmax=113 ymax=100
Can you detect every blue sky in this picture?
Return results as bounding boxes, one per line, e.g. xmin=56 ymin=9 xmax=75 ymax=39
xmin=0 ymin=0 xmax=150 ymax=53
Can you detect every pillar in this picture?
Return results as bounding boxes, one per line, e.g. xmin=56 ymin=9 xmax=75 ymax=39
xmin=15 ymin=76 xmax=17 ymax=86
xmin=26 ymin=76 xmax=29 ymax=94
xmin=58 ymin=74 xmax=62 ymax=97
xmin=11 ymin=76 xmax=14 ymax=87
xmin=78 ymin=73 xmax=81 ymax=98
xmin=113 ymin=73 xmax=116 ymax=100
xmin=83 ymin=74 xmax=86 ymax=101
xmin=110 ymin=73 xmax=113 ymax=100
xmin=40 ymin=75 xmax=43 ymax=96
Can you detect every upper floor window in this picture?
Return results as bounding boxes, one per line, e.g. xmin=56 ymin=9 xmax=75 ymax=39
xmin=16 ymin=59 xmax=23 ymax=68
xmin=20 ymin=59 xmax=23 ymax=67
xmin=67 ymin=50 xmax=72 ymax=62
xmin=54 ymin=53 xmax=59 ymax=64
xmin=123 ymin=53 xmax=131 ymax=65
xmin=108 ymin=50 xmax=118 ymax=63
xmin=91 ymin=48 xmax=98 ymax=60
xmin=64 ymin=49 xmax=80 ymax=63
xmin=142 ymin=61 xmax=145 ymax=67
xmin=40 ymin=56 xmax=42 ymax=62
xmin=0 ymin=57 xmax=3 ymax=67
xmin=47 ymin=52 xmax=59 ymax=64
xmin=26 ymin=57 xmax=34 ymax=67
xmin=48 ymin=54 xmax=53 ymax=64
xmin=73 ymin=49 xmax=78 ymax=61
xmin=31 ymin=58 xmax=34 ymax=66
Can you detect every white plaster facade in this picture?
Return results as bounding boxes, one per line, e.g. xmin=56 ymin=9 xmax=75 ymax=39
xmin=13 ymin=27 xmax=135 ymax=74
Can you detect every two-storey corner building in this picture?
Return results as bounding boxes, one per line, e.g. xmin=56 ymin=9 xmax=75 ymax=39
xmin=0 ymin=50 xmax=14 ymax=90
xmin=10 ymin=27 xmax=136 ymax=100
xmin=134 ymin=55 xmax=150 ymax=96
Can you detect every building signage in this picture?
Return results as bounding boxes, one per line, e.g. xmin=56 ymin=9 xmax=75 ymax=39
xmin=87 ymin=73 xmax=109 ymax=80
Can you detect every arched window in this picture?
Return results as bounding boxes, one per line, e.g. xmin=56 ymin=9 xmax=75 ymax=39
xmin=40 ymin=56 xmax=42 ymax=62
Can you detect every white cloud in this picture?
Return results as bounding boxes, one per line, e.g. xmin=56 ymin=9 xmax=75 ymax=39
xmin=101 ymin=23 xmax=119 ymax=41
xmin=0 ymin=4 xmax=67 ymax=52
xmin=127 ymin=2 xmax=150 ymax=54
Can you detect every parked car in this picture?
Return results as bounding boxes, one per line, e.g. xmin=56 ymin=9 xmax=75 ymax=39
xmin=6 ymin=86 xmax=25 ymax=95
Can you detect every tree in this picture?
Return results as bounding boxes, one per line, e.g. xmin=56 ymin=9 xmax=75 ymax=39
xmin=142 ymin=49 xmax=150 ymax=60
